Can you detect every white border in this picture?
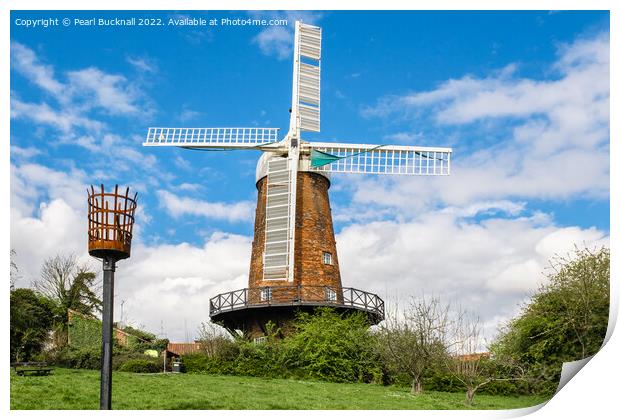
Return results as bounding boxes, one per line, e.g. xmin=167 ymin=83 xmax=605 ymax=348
xmin=2 ymin=1 xmax=616 ymax=420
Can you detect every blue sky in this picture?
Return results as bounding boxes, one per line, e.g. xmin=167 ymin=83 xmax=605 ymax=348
xmin=10 ymin=10 xmax=609 ymax=340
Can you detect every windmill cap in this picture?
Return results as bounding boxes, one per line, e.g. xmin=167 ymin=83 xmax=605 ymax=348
xmin=255 ymin=152 xmax=331 ymax=185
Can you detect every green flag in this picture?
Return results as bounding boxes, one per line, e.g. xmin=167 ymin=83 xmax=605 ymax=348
xmin=310 ymin=149 xmax=341 ymax=168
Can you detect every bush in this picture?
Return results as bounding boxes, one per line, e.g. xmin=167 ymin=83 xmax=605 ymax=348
xmin=118 ymin=359 xmax=161 ymax=373
xmin=65 ymin=347 xmax=102 ymax=370
xmin=183 ymin=352 xmax=234 ymax=374
xmin=282 ymin=308 xmax=383 ymax=383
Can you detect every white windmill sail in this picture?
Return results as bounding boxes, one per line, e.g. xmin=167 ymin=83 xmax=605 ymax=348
xmin=263 ymin=157 xmax=294 ymax=281
xmin=308 ymin=142 xmax=452 ymax=175
xmin=144 ymin=127 xmax=281 ymax=150
xmin=290 ymin=22 xmax=322 ymax=134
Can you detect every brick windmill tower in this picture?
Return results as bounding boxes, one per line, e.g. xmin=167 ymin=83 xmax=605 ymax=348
xmin=144 ymin=21 xmax=452 ymax=339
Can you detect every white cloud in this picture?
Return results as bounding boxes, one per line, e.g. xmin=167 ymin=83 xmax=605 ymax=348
xmin=11 ymin=42 xmax=65 ymax=97
xmin=11 ymin=97 xmax=103 ymax=133
xmin=11 ymin=163 xmax=88 ymax=216
xmin=357 ymin=32 xmax=609 ymax=209
xmin=112 ymin=232 xmax=251 ymax=340
xmin=10 ymin=145 xmax=41 ymax=159
xmin=336 ymin=209 xmax=608 ymax=338
xmin=177 ymin=107 xmax=202 ymax=122
xmin=11 ymin=42 xmax=151 ymax=138
xmin=251 ymin=11 xmax=323 ymax=60
xmin=157 ymin=190 xmax=254 ymax=223
xmin=126 ymin=56 xmax=157 ymax=73
xmin=67 ymin=67 xmax=141 ymax=115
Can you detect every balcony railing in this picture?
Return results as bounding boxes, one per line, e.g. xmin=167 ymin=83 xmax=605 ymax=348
xmin=209 ymin=285 xmax=384 ymax=321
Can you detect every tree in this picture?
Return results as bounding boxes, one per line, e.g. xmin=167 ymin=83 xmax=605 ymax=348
xmin=492 ymin=246 xmax=609 ymax=394
xmin=196 ymin=321 xmax=232 ymax=358
xmin=33 ymin=254 xmax=102 ymax=334
xmin=378 ymin=296 xmax=450 ymax=394
xmin=10 ymin=288 xmax=57 ymax=362
xmin=445 ymin=311 xmax=526 ymax=405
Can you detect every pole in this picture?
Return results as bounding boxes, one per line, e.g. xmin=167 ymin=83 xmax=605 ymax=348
xmin=100 ymin=256 xmax=116 ymax=410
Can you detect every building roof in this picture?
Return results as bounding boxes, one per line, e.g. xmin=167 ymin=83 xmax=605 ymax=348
xmin=166 ymin=342 xmax=201 ymax=356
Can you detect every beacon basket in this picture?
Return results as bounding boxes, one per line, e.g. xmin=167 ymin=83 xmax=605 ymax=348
xmin=87 ymin=184 xmax=137 ymax=260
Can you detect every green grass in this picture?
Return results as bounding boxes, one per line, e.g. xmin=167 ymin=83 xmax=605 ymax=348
xmin=10 ymin=368 xmax=549 ymax=410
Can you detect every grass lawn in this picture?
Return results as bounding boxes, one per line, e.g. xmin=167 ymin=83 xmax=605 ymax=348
xmin=10 ymin=368 xmax=549 ymax=410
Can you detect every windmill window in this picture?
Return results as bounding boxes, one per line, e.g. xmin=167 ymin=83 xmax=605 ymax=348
xmin=260 ymin=287 xmax=272 ymax=302
xmin=325 ymin=287 xmax=337 ymax=302
xmin=323 ymin=252 xmax=333 ymax=265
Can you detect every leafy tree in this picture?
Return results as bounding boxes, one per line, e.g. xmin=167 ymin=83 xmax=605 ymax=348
xmin=33 ymin=254 xmax=102 ymax=335
xmin=10 ymin=288 xmax=58 ymax=362
xmin=378 ymin=297 xmax=450 ymax=394
xmin=283 ymin=308 xmax=382 ymax=383
xmin=492 ymin=246 xmax=609 ymax=393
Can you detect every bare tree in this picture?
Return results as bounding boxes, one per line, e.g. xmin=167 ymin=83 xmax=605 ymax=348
xmin=446 ymin=310 xmax=526 ymax=405
xmin=196 ymin=321 xmax=232 ymax=358
xmin=33 ymin=254 xmax=102 ymax=327
xmin=10 ymin=249 xmax=19 ymax=290
xmin=379 ymin=296 xmax=450 ymax=394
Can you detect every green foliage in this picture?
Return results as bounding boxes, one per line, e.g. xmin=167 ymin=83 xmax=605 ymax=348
xmin=68 ymin=314 xmax=102 ymax=349
xmin=283 ymin=308 xmax=382 ymax=383
xmin=183 ymin=309 xmax=383 ymax=384
xmin=492 ymin=247 xmax=610 ymax=394
xmin=118 ymin=359 xmax=161 ymax=373
xmin=122 ymin=325 xmax=156 ymax=342
xmin=65 ymin=347 xmax=102 ymax=370
xmin=182 ymin=352 xmax=235 ymax=375
xmin=10 ymin=288 xmax=58 ymax=362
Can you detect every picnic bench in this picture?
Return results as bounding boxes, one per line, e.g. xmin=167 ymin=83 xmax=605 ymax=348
xmin=13 ymin=362 xmax=53 ymax=376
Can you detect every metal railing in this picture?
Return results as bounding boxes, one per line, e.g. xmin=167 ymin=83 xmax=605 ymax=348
xmin=209 ymin=285 xmax=384 ymax=321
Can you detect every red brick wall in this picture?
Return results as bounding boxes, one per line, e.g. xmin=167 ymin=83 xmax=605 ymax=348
xmin=248 ymin=172 xmax=342 ymax=291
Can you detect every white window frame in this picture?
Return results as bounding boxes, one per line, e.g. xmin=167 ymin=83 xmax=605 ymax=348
xmin=325 ymin=287 xmax=337 ymax=302
xmin=323 ymin=251 xmax=333 ymax=265
xmin=260 ymin=287 xmax=272 ymax=302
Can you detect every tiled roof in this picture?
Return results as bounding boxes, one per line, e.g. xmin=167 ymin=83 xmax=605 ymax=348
xmin=166 ymin=342 xmax=202 ymax=356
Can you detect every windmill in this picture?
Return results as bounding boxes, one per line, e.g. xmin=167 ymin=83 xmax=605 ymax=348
xmin=144 ymin=21 xmax=452 ymax=339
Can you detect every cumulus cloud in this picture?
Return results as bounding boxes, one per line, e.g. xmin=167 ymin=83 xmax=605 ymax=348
xmin=358 ymin=32 xmax=609 ymax=209
xmin=117 ymin=233 xmax=251 ymax=339
xmin=336 ymin=209 xmax=608 ymax=339
xmin=157 ymin=190 xmax=254 ymax=223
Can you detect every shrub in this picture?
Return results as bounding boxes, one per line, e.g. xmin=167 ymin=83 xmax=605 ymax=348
xmin=118 ymin=359 xmax=161 ymax=373
xmin=183 ymin=352 xmax=235 ymax=374
xmin=282 ymin=308 xmax=382 ymax=383
xmin=66 ymin=347 xmax=102 ymax=370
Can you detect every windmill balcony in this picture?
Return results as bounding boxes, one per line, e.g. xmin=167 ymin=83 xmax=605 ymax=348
xmin=209 ymin=285 xmax=385 ymax=326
